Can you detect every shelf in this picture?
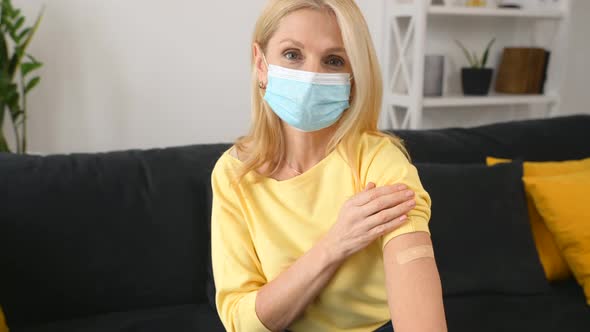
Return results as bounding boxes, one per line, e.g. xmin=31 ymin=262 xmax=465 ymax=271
xmin=428 ymin=6 xmax=564 ymax=19
xmin=391 ymin=4 xmax=564 ymax=19
xmin=388 ymin=94 xmax=558 ymax=108
xmin=383 ymin=1 xmax=569 ymax=129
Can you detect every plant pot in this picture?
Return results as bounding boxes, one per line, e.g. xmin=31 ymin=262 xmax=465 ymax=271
xmin=461 ymin=68 xmax=493 ymax=96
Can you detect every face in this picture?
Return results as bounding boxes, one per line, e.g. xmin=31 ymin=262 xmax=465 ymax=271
xmin=253 ymin=7 xmax=352 ymax=86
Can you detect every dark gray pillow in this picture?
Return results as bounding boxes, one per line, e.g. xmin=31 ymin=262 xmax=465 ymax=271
xmin=416 ymin=161 xmax=550 ymax=296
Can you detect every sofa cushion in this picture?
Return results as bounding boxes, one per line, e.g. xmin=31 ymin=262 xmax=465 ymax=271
xmin=8 ymin=303 xmax=225 ymax=332
xmin=487 ymin=156 xmax=590 ymax=282
xmin=0 ymin=144 xmax=227 ymax=325
xmin=443 ymin=279 xmax=590 ymax=332
xmin=523 ymin=169 xmax=590 ymax=305
xmin=416 ymin=161 xmax=550 ymax=296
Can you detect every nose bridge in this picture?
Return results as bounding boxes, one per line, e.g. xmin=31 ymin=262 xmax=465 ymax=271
xmin=303 ymin=53 xmax=323 ymax=73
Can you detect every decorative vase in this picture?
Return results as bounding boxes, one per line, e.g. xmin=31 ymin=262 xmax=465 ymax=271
xmin=461 ymin=68 xmax=493 ymax=95
xmin=423 ymin=55 xmax=445 ymax=97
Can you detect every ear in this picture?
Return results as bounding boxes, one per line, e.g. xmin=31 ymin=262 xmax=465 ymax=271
xmin=252 ymin=42 xmax=268 ymax=86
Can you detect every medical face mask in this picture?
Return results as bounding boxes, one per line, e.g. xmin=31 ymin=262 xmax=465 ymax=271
xmin=262 ymin=54 xmax=352 ymax=132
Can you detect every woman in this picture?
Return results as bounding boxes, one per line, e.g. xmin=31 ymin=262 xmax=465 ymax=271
xmin=210 ymin=1 xmax=447 ymax=331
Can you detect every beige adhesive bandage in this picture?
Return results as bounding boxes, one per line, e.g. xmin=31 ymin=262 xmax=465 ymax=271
xmin=396 ymin=245 xmax=435 ymax=265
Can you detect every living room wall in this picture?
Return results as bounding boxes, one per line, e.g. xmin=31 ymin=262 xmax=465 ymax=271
xmin=4 ymin=0 xmax=588 ymax=154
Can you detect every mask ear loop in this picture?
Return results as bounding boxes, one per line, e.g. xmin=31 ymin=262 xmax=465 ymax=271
xmin=348 ymin=73 xmax=354 ymax=105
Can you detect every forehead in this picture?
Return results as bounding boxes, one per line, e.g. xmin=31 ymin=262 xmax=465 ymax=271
xmin=270 ymin=8 xmax=344 ymax=49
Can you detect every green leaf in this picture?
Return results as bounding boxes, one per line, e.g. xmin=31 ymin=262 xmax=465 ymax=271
xmin=472 ymin=51 xmax=480 ymax=68
xmin=16 ymin=27 xmax=30 ymax=44
xmin=26 ymin=53 xmax=38 ymax=63
xmin=0 ymin=104 xmax=5 ymax=131
xmin=7 ymin=6 xmax=44 ymax=80
xmin=0 ymin=31 xmax=9 ymax=72
xmin=0 ymin=132 xmax=11 ymax=153
xmin=481 ymin=37 xmax=496 ymax=68
xmin=24 ymin=76 xmax=40 ymax=93
xmin=8 ymin=45 xmax=23 ymax=75
xmin=0 ymin=75 xmax=11 ymax=88
xmin=0 ymin=82 xmax=17 ymax=102
xmin=3 ymin=4 xmax=14 ymax=19
xmin=13 ymin=16 xmax=23 ymax=31
xmin=9 ymin=29 xmax=18 ymax=42
xmin=3 ymin=0 xmax=12 ymax=10
xmin=21 ymin=61 xmax=42 ymax=76
xmin=454 ymin=39 xmax=476 ymax=67
xmin=6 ymin=86 xmax=19 ymax=107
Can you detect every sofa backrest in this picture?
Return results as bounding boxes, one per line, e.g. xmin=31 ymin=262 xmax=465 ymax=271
xmin=393 ymin=114 xmax=590 ymax=163
xmin=0 ymin=144 xmax=229 ymax=325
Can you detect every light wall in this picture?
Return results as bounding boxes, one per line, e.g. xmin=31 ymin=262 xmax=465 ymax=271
xmin=4 ymin=0 xmax=588 ymax=154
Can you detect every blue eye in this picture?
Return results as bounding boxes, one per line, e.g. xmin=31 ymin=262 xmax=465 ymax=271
xmin=283 ymin=50 xmax=301 ymax=61
xmin=326 ymin=56 xmax=345 ymax=67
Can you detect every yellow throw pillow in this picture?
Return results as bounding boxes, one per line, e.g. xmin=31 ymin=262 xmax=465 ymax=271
xmin=523 ymin=169 xmax=590 ymax=305
xmin=486 ymin=156 xmax=590 ymax=281
xmin=0 ymin=307 xmax=7 ymax=332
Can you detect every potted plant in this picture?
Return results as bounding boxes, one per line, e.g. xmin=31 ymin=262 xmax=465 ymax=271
xmin=455 ymin=38 xmax=496 ymax=96
xmin=0 ymin=0 xmax=44 ymax=154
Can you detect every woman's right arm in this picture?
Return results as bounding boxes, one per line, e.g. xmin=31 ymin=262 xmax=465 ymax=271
xmin=212 ymin=165 xmax=415 ymax=332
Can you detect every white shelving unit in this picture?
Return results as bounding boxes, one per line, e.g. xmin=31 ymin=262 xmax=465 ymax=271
xmin=381 ymin=0 xmax=571 ymax=130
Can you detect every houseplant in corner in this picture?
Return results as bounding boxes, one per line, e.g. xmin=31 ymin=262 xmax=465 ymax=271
xmin=0 ymin=0 xmax=44 ymax=154
xmin=455 ymin=37 xmax=496 ymax=96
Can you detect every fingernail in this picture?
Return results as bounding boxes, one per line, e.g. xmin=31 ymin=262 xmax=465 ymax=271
xmin=399 ymin=215 xmax=407 ymax=221
xmin=405 ymin=190 xmax=414 ymax=197
xmin=407 ymin=199 xmax=416 ymax=206
xmin=398 ymin=184 xmax=407 ymax=190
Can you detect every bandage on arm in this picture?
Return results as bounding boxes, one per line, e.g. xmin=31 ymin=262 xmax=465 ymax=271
xmin=396 ymin=245 xmax=435 ymax=265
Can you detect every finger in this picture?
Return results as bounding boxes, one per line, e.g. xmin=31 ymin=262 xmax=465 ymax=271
xmin=353 ymin=183 xmax=407 ymax=206
xmin=364 ymin=182 xmax=376 ymax=191
xmin=363 ymin=199 xmax=416 ymax=230
xmin=368 ymin=216 xmax=409 ymax=239
xmin=361 ymin=190 xmax=415 ymax=217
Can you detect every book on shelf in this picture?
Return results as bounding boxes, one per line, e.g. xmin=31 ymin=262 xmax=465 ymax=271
xmin=495 ymin=47 xmax=551 ymax=94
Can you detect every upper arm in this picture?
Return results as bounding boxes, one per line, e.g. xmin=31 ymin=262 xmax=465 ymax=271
xmin=383 ymin=232 xmax=446 ymax=331
xmin=364 ymin=135 xmax=446 ymax=329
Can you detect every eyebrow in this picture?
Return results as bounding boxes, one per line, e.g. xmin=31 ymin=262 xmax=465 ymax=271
xmin=279 ymin=38 xmax=346 ymax=54
xmin=325 ymin=47 xmax=346 ymax=54
xmin=280 ymin=38 xmax=304 ymax=48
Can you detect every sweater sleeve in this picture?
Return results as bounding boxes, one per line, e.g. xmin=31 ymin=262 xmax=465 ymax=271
xmin=363 ymin=137 xmax=432 ymax=250
xmin=210 ymin=161 xmax=272 ymax=332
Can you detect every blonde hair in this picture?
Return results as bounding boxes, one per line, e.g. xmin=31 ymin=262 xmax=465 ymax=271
xmin=231 ymin=0 xmax=409 ymax=191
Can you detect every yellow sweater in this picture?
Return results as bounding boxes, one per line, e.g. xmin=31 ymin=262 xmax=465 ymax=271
xmin=210 ymin=132 xmax=432 ymax=332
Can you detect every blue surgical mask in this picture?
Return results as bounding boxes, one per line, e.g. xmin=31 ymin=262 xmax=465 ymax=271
xmin=262 ymin=54 xmax=352 ymax=132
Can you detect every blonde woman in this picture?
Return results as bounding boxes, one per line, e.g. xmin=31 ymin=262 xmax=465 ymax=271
xmin=210 ymin=1 xmax=447 ymax=331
